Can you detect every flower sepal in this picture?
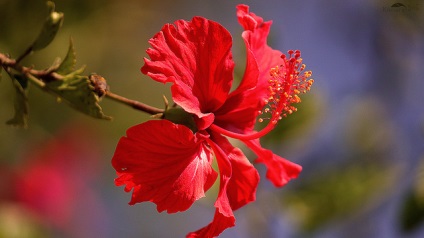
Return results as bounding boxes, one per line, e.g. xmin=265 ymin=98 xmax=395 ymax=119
xmin=163 ymin=107 xmax=197 ymax=132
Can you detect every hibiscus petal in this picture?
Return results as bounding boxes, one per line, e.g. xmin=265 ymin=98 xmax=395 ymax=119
xmin=186 ymin=135 xmax=234 ymax=237
xmin=244 ymin=140 xmax=302 ymax=187
xmin=186 ymin=209 xmax=235 ymax=238
xmin=214 ymin=5 xmax=284 ymax=133
xmin=236 ymin=4 xmax=283 ymax=84
xmin=141 ymin=17 xmax=235 ymax=122
xmin=187 ymin=132 xmax=259 ymax=237
xmin=213 ymin=38 xmax=259 ymax=133
xmin=112 ymin=120 xmax=217 ymax=213
xmin=210 ymin=132 xmax=259 ymax=210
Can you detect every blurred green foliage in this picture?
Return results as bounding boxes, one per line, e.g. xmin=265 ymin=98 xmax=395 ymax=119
xmin=260 ymin=93 xmax=322 ymax=145
xmin=399 ymin=156 xmax=424 ymax=232
xmin=282 ymin=97 xmax=401 ymax=232
xmin=283 ymin=160 xmax=398 ymax=232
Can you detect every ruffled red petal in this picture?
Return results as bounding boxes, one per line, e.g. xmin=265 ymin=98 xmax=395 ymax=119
xmin=141 ymin=17 xmax=235 ymax=127
xmin=244 ymin=139 xmax=302 ymax=187
xmin=186 ymin=135 xmax=234 ymax=238
xmin=186 ymin=132 xmax=259 ymax=237
xmin=210 ymin=132 xmax=259 ymax=210
xmin=214 ymin=5 xmax=284 ymax=133
xmin=186 ymin=209 xmax=235 ymax=238
xmin=236 ymin=4 xmax=283 ymax=86
xmin=213 ymin=38 xmax=259 ymax=133
xmin=112 ymin=120 xmax=217 ymax=213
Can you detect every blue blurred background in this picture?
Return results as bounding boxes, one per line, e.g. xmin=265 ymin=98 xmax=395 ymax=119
xmin=1 ymin=0 xmax=423 ymax=237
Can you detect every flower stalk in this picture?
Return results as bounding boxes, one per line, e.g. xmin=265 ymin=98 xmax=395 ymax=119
xmin=105 ymin=91 xmax=163 ymax=115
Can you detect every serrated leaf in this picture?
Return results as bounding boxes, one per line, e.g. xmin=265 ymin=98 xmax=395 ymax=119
xmin=45 ymin=71 xmax=112 ymax=120
xmin=6 ymin=74 xmax=29 ymax=128
xmin=56 ymin=39 xmax=76 ymax=75
xmin=31 ymin=1 xmax=64 ymax=51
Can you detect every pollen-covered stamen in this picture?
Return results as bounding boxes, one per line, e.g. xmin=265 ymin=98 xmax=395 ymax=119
xmin=259 ymin=50 xmax=314 ymax=124
xmin=210 ymin=50 xmax=313 ymax=141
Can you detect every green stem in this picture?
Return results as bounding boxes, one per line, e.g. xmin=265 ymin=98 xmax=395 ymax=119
xmin=25 ymin=73 xmax=46 ymax=88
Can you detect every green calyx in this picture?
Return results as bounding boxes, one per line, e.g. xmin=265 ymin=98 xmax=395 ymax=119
xmin=162 ymin=107 xmax=197 ymax=133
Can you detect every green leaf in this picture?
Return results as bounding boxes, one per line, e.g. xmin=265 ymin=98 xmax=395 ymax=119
xmin=56 ymin=38 xmax=77 ymax=75
xmin=31 ymin=1 xmax=64 ymax=51
xmin=45 ymin=69 xmax=112 ymax=120
xmin=6 ymin=74 xmax=29 ymax=128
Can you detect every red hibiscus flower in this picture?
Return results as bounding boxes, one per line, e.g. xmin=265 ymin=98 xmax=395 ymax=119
xmin=112 ymin=4 xmax=313 ymax=238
